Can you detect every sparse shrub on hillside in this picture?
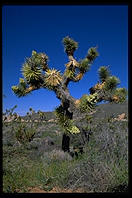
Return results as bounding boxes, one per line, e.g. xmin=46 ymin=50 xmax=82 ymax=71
xmin=6 ymin=108 xmax=38 ymax=144
xmin=15 ymin=123 xmax=36 ymax=144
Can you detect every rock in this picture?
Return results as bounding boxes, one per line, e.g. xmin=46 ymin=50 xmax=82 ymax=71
xmin=118 ymin=113 xmax=126 ymax=120
xmin=113 ymin=113 xmax=127 ymax=121
xmin=48 ymin=119 xmax=55 ymax=122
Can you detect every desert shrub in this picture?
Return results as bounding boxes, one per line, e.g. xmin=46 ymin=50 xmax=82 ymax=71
xmin=92 ymin=120 xmax=128 ymax=162
xmin=14 ymin=123 xmax=37 ymax=144
xmin=59 ymin=118 xmax=128 ymax=192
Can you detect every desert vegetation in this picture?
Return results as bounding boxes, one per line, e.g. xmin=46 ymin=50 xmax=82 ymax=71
xmin=2 ymin=102 xmax=128 ymax=193
xmin=11 ymin=36 xmax=127 ymax=153
xmin=2 ymin=36 xmax=128 ymax=193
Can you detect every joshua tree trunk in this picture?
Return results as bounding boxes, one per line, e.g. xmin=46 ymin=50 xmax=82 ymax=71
xmin=55 ymin=86 xmax=75 ymax=152
xmin=62 ymin=133 xmax=70 ymax=152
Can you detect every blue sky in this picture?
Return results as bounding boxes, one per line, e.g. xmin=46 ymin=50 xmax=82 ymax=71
xmin=2 ymin=5 xmax=128 ymax=115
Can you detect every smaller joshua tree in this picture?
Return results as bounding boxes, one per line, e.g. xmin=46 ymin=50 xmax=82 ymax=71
xmin=12 ymin=36 xmax=127 ymax=153
xmin=37 ymin=110 xmax=46 ymax=122
xmin=15 ymin=107 xmax=37 ymax=144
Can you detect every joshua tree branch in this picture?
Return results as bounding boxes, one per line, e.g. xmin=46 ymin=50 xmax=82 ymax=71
xmin=25 ymin=85 xmax=38 ymax=93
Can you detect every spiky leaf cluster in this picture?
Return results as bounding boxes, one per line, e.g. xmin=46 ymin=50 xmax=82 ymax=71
xmin=104 ymin=76 xmax=120 ymax=91
xmin=98 ymin=66 xmax=110 ymax=82
xmin=21 ymin=50 xmax=49 ymax=86
xmin=79 ymin=58 xmax=90 ymax=73
xmin=44 ymin=69 xmax=62 ymax=89
xmin=11 ymin=78 xmax=28 ymax=97
xmin=79 ymin=93 xmax=98 ymax=112
xmin=63 ymin=36 xmax=78 ymax=56
xmin=12 ymin=51 xmax=49 ymax=97
xmin=22 ymin=63 xmax=42 ymax=86
xmin=55 ymin=105 xmax=71 ymax=129
xmin=55 ymin=105 xmax=80 ymax=134
xmin=37 ymin=110 xmax=45 ymax=120
xmin=64 ymin=68 xmax=75 ymax=79
xmin=67 ymin=125 xmax=80 ymax=134
xmin=30 ymin=50 xmax=48 ymax=71
xmin=112 ymin=88 xmax=127 ymax=103
xmin=86 ymin=47 xmax=99 ymax=62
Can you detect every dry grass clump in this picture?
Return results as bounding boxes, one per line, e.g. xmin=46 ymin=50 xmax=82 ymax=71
xmin=41 ymin=149 xmax=72 ymax=163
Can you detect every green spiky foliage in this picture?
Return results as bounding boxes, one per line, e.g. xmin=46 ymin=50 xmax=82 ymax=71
xmin=98 ymin=66 xmax=111 ymax=82
xmin=78 ymin=47 xmax=98 ymax=73
xmin=111 ymin=88 xmax=127 ymax=103
xmin=22 ymin=63 xmax=42 ymax=85
xmin=86 ymin=47 xmax=99 ymax=62
xmin=44 ymin=69 xmax=62 ymax=89
xmin=12 ymin=78 xmax=28 ymax=97
xmin=55 ymin=106 xmax=80 ymax=134
xmin=22 ymin=50 xmax=48 ymax=85
xmin=29 ymin=50 xmax=48 ymax=71
xmin=89 ymin=66 xmax=126 ymax=104
xmin=12 ymin=50 xmax=49 ymax=96
xmin=37 ymin=110 xmax=45 ymax=121
xmin=104 ymin=76 xmax=120 ymax=91
xmin=64 ymin=67 xmax=75 ymax=79
xmin=63 ymin=36 xmax=78 ymax=56
xmin=79 ymin=58 xmax=91 ymax=73
xmin=79 ymin=93 xmax=98 ymax=112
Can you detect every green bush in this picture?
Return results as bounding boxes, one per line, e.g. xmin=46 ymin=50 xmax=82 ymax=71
xmin=15 ymin=123 xmax=36 ymax=144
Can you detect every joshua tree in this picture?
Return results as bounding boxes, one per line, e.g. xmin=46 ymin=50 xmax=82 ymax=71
xmin=12 ymin=36 xmax=127 ymax=153
xmin=37 ymin=110 xmax=46 ymax=122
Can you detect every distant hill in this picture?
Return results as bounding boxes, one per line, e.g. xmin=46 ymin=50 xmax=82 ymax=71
xmin=20 ymin=101 xmax=128 ymax=122
xmin=94 ymin=101 xmax=128 ymax=119
xmin=21 ymin=111 xmax=56 ymax=121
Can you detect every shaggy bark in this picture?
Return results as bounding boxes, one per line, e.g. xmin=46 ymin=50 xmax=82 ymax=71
xmin=55 ymin=86 xmax=75 ymax=152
